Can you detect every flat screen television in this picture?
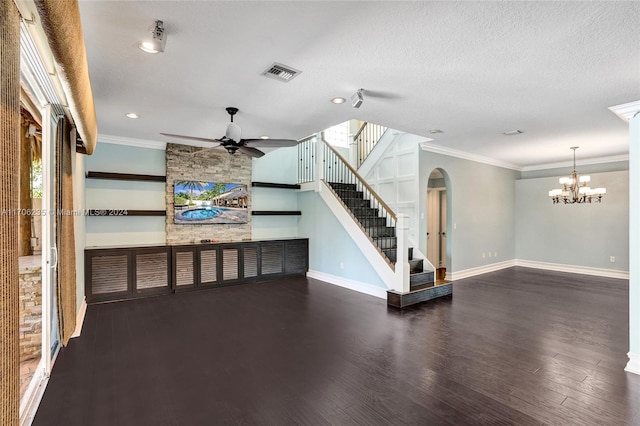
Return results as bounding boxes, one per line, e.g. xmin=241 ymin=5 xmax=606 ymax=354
xmin=174 ymin=181 xmax=248 ymax=224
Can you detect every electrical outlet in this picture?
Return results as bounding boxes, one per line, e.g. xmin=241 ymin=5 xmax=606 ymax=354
xmin=482 ymin=252 xmax=485 ymax=258
xmin=610 ymin=256 xmax=616 ymax=263
xmin=488 ymin=252 xmax=492 ymax=258
xmin=340 ymin=262 xmax=344 ymax=269
xmin=494 ymin=252 xmax=497 ymax=258
xmin=453 ymin=223 xmax=457 ymax=230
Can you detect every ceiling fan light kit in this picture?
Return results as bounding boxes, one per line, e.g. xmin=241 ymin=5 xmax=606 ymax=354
xmin=161 ymin=107 xmax=299 ymax=158
xmin=548 ymin=147 xmax=606 ymax=204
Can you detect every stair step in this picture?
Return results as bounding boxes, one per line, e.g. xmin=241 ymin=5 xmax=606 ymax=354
xmin=329 ymin=182 xmax=357 ymax=191
xmin=333 ymin=189 xmax=364 ymax=199
xmin=409 ymin=258 xmax=423 ymax=274
xmin=357 ymin=217 xmax=387 ymax=227
xmin=372 ymin=236 xmax=397 ymax=249
xmin=410 ymin=271 xmax=435 ymax=289
xmin=342 ymin=198 xmax=371 ymax=208
xmin=350 ymin=207 xmax=380 ymax=218
xmin=383 ymin=248 xmax=396 ymax=263
xmin=364 ymin=226 xmax=395 ymax=237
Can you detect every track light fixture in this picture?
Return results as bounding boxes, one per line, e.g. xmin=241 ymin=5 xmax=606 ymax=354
xmin=351 ymin=89 xmax=364 ymax=108
xmin=138 ymin=20 xmax=167 ymax=54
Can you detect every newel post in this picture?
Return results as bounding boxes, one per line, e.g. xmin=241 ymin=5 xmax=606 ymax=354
xmin=394 ymin=214 xmax=410 ymax=293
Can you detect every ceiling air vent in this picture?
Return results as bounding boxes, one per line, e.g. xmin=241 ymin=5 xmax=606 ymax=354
xmin=261 ymin=62 xmax=301 ymax=83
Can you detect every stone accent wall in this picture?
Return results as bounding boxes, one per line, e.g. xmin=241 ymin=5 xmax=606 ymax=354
xmin=19 ymin=259 xmax=41 ymax=363
xmin=166 ymin=143 xmax=252 ymax=244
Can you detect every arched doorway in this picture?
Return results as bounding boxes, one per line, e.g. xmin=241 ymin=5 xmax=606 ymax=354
xmin=427 ymin=168 xmax=450 ymax=282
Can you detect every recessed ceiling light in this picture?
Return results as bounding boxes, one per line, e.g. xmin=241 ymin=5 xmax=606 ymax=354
xmin=125 ymin=113 xmax=140 ymax=119
xmin=429 ymin=128 xmax=444 ymax=134
xmin=260 ymin=135 xmax=270 ymax=140
xmin=331 ymin=97 xmax=346 ymax=104
xmin=503 ymin=130 xmax=523 ymax=135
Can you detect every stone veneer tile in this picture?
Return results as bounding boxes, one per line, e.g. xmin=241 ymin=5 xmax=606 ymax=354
xmin=166 ymin=143 xmax=252 ymax=244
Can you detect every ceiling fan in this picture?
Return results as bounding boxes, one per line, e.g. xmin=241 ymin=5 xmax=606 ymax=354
xmin=161 ymin=107 xmax=299 ymax=158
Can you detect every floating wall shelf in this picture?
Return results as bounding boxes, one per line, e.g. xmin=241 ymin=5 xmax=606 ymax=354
xmin=86 ymin=171 xmax=166 ymax=182
xmin=86 ymin=210 xmax=166 ymax=217
xmin=251 ymin=182 xmax=300 ymax=189
xmin=251 ymin=211 xmax=301 ymax=216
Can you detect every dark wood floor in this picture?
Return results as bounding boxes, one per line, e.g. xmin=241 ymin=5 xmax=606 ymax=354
xmin=34 ymin=267 xmax=639 ymax=425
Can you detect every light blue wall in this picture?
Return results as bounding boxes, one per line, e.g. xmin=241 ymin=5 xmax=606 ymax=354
xmin=515 ymin=170 xmax=629 ymax=270
xmin=630 ymin=114 xmax=639 ymax=356
xmin=298 ymin=191 xmax=386 ymax=287
xmin=251 ymin=146 xmax=299 ymax=239
xmin=418 ymin=151 xmax=519 ymax=273
xmin=84 ymin=142 xmax=166 ymax=246
xmin=87 ymin=142 xmax=166 ymax=175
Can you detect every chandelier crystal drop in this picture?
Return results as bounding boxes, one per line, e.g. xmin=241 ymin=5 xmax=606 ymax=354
xmin=548 ymin=147 xmax=606 ymax=204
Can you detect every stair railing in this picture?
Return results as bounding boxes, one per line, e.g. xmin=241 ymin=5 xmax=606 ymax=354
xmin=322 ymin=137 xmax=396 ymax=224
xmin=354 ymin=122 xmax=387 ymax=168
xmin=297 ymin=135 xmax=316 ymax=184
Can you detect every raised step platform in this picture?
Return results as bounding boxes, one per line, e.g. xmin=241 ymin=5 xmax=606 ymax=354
xmin=387 ymin=283 xmax=453 ymax=308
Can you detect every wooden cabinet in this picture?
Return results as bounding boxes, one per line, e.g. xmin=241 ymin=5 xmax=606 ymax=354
xmin=85 ymin=239 xmax=308 ymax=303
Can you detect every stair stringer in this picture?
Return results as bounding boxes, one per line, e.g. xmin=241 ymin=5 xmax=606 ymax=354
xmin=318 ymin=181 xmax=397 ymax=290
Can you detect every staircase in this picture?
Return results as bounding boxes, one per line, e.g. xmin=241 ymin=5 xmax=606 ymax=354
xmin=328 ymin=182 xmax=434 ymax=291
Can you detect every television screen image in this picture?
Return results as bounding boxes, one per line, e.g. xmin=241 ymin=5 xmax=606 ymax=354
xmin=174 ymin=181 xmax=248 ymax=224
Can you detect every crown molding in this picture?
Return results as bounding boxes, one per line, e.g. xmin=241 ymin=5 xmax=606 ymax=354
xmin=419 ymin=142 xmax=522 ymax=171
xmin=521 ymin=154 xmax=629 ymax=172
xmin=609 ymin=100 xmax=640 ymax=122
xmin=99 ymin=134 xmax=166 ymax=150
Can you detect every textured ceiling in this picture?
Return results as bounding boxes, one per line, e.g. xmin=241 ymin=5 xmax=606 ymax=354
xmin=78 ymin=1 xmax=640 ymax=168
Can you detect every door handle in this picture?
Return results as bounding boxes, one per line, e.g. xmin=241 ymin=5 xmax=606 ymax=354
xmin=50 ymin=246 xmax=58 ymax=269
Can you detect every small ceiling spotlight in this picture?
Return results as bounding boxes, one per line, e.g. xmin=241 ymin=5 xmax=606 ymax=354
xmin=429 ymin=128 xmax=444 ymax=134
xmin=331 ymin=97 xmax=346 ymax=104
xmin=125 ymin=112 xmax=140 ymax=119
xmin=260 ymin=135 xmax=270 ymax=140
xmin=351 ymin=89 xmax=364 ymax=108
xmin=138 ymin=20 xmax=167 ymax=54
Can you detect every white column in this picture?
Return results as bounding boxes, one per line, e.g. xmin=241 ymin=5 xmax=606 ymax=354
xmin=394 ymin=214 xmax=410 ymax=293
xmin=627 ymin=111 xmax=640 ymax=375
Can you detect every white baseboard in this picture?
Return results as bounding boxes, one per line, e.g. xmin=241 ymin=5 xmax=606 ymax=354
xmin=71 ymin=297 xmax=87 ymax=339
xmin=307 ymin=270 xmax=388 ymax=299
xmin=448 ymin=260 xmax=516 ymax=281
xmin=626 ymin=352 xmax=640 ymax=376
xmin=515 ymin=259 xmax=629 ymax=280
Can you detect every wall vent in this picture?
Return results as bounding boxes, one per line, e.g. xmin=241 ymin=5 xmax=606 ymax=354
xmin=261 ymin=62 xmax=301 ymax=83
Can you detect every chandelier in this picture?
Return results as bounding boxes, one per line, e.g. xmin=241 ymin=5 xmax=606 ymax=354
xmin=548 ymin=147 xmax=606 ymax=204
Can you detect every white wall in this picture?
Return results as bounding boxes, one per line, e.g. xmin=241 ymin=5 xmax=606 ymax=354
xmin=362 ymin=132 xmax=425 ymax=242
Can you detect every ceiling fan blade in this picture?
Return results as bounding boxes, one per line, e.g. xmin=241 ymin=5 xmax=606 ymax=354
xmin=160 ymin=133 xmax=222 ymax=144
xmin=238 ymin=146 xmax=265 ymax=158
xmin=242 ymin=138 xmax=299 ymax=147
xmin=226 ymin=123 xmax=241 ymax=142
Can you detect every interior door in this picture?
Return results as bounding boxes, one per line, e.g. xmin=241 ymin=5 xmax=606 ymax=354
xmin=439 ymin=190 xmax=447 ymax=268
xmin=427 ymin=189 xmax=440 ymax=267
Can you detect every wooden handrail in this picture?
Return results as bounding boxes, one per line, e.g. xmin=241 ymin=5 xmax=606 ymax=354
xmin=352 ymin=121 xmax=368 ymax=141
xmin=321 ymin=135 xmax=397 ymax=221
